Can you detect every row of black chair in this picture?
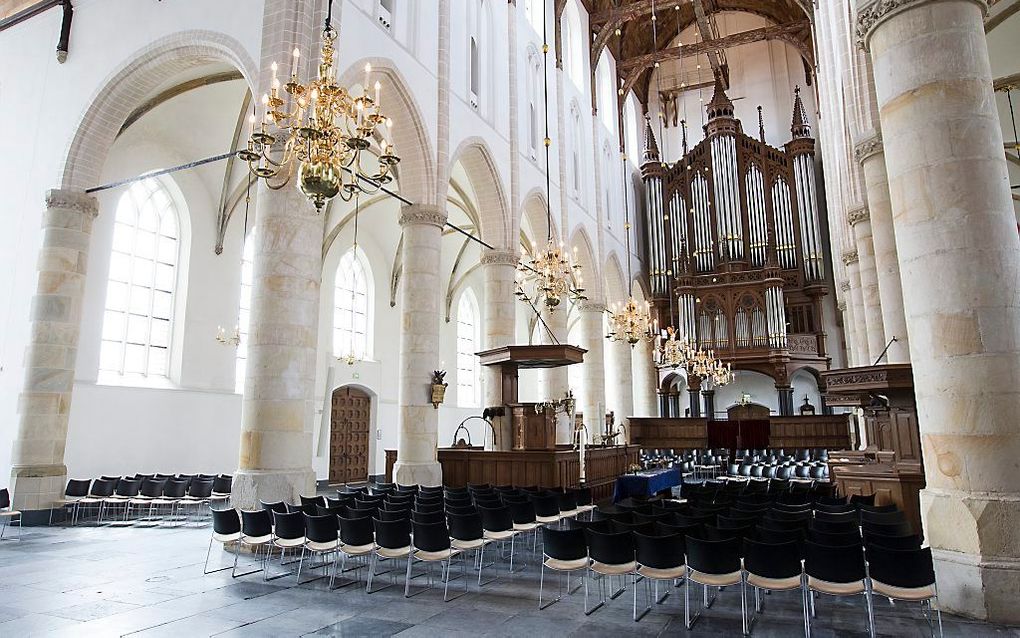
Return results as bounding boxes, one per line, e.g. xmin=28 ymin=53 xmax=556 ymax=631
xmin=54 ymin=474 xmax=232 ymax=525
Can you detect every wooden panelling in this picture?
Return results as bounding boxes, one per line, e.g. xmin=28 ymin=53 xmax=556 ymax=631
xmin=829 ymin=459 xmax=925 ymax=538
xmin=630 ymin=415 xmax=850 ymax=451
xmin=628 ymin=418 xmax=708 ymax=449
xmin=384 ymin=446 xmax=639 ymax=503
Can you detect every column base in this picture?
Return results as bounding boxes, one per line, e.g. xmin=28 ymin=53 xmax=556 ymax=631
xmin=393 ymin=460 xmax=442 ymax=487
xmin=10 ymin=463 xmax=66 ymax=512
xmin=231 ymin=468 xmax=315 ymax=510
xmin=922 ymin=487 xmax=1020 ymax=624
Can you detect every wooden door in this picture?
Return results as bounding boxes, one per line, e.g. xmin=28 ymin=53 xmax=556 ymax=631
xmin=330 ymin=387 xmax=371 ymax=484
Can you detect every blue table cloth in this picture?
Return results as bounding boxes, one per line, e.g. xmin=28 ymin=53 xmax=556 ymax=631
xmin=613 ymin=467 xmax=681 ymax=502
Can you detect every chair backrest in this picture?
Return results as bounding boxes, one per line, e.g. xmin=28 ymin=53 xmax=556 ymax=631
xmin=863 ymin=532 xmax=921 ymax=551
xmin=327 ymin=495 xmax=352 ymax=509
xmin=0 ymin=488 xmax=10 ymax=509
xmin=756 ymin=526 xmax=805 ymax=545
xmin=685 ymin=535 xmax=741 ymax=575
xmin=556 ymin=492 xmax=577 ymax=513
xmin=411 ymin=520 xmax=452 ymax=553
xmin=115 ymin=478 xmax=142 ymax=497
xmin=531 ymin=494 xmax=560 ymax=518
xmin=862 ymin=520 xmax=914 ymax=537
xmin=447 ymin=512 xmax=484 ymax=542
xmin=139 ymin=478 xmax=167 ymax=498
xmin=240 ymin=509 xmax=272 ymax=537
xmin=411 ymin=509 xmax=445 ymax=525
xmin=212 ymin=475 xmax=233 ymax=494
xmin=703 ymin=523 xmax=754 ymax=543
xmin=445 ymin=503 xmax=476 ymax=516
xmin=65 ymin=478 xmax=92 ymax=498
xmin=377 ymin=508 xmax=410 ymax=522
xmin=100 ymin=475 xmax=123 ymax=482
xmin=339 ymin=515 xmax=375 ymax=546
xmin=743 ymin=538 xmax=802 ymax=579
xmin=767 ymin=508 xmax=811 ymax=522
xmin=810 ymin=519 xmax=859 ymax=535
xmin=804 ymin=540 xmax=866 ymax=584
xmin=865 ymin=545 xmax=935 ymax=590
xmin=272 ymin=510 xmax=306 ymax=540
xmin=859 ymin=502 xmax=898 ymax=514
xmin=89 ymin=478 xmax=118 ymax=498
xmin=542 ymin=526 xmax=587 ymax=561
xmin=860 ymin=509 xmax=906 ymax=526
xmin=478 ymin=505 xmax=513 ymax=533
xmin=303 ymin=513 xmax=339 ymax=543
xmin=809 ymin=529 xmax=862 ymax=547
xmin=572 ymin=486 xmax=593 ymax=506
xmin=211 ymin=508 xmax=241 ymax=535
xmin=187 ymin=479 xmax=214 ymax=498
xmin=162 ymin=479 xmax=189 ymax=498
xmin=508 ymin=499 xmax=537 ymax=525
xmin=300 ymin=495 xmax=326 ymax=508
xmin=316 ymin=505 xmax=344 ymax=518
xmin=610 ymin=520 xmax=655 ymax=535
xmin=373 ymin=517 xmax=411 ymax=550
xmin=261 ymin=500 xmax=287 ymax=514
xmin=634 ymin=532 xmax=684 ymax=570
xmin=848 ymin=493 xmax=876 ymax=506
xmin=345 ymin=505 xmax=377 ymax=519
xmin=586 ymin=529 xmax=634 ymax=565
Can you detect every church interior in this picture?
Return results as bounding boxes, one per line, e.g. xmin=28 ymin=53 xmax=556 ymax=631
xmin=1 ymin=0 xmax=1019 ymax=635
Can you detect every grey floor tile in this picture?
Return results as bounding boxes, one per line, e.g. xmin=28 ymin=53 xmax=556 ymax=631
xmin=0 ymin=612 xmax=83 ymax=636
xmin=46 ymin=599 xmax=141 ymax=622
xmin=303 ymin=616 xmax=414 ymax=637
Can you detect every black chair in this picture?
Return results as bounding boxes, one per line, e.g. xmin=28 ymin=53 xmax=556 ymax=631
xmin=445 ymin=503 xmax=476 ymax=516
xmin=684 ymin=535 xmax=746 ymax=632
xmin=479 ymin=505 xmax=522 ymax=574
xmin=180 ymin=478 xmax=215 ymax=519
xmin=298 ymin=513 xmax=339 ymax=585
xmin=860 ymin=509 xmax=907 ymax=527
xmin=261 ymin=500 xmax=287 ymax=514
xmin=849 ymin=493 xmax=876 ymax=507
xmin=237 ymin=509 xmax=273 ymax=577
xmin=804 ymin=541 xmax=874 ymax=636
xmin=864 ymin=532 xmax=922 ymax=550
xmin=405 ymin=520 xmax=464 ymax=601
xmin=632 ymin=532 xmax=685 ymax=621
xmin=508 ymin=499 xmax=541 ymax=551
xmin=862 ymin=520 xmax=914 ymax=537
xmin=810 ymin=528 xmax=862 ymax=547
xmin=150 ymin=478 xmax=189 ymax=523
xmin=335 ymin=515 xmax=375 ymax=587
xmin=51 ymin=478 xmax=92 ymax=525
xmin=743 ymin=538 xmax=806 ymax=632
xmin=102 ymin=477 xmax=141 ymax=521
xmin=369 ymin=517 xmax=411 ymax=593
xmin=858 ymin=503 xmax=898 ymax=514
xmin=204 ymin=508 xmax=243 ymax=575
xmin=300 ymin=494 xmax=326 ymax=510
xmin=75 ymin=478 xmax=118 ymax=524
xmin=411 ymin=509 xmax=445 ymax=525
xmin=865 ymin=545 xmax=943 ymax=637
xmin=572 ymin=487 xmax=595 ymax=513
xmin=811 ymin=518 xmax=860 ymax=535
xmin=126 ymin=478 xmax=168 ymax=522
xmin=210 ymin=475 xmax=233 ymax=504
xmin=814 ymin=510 xmax=859 ymax=525
xmin=584 ymin=529 xmax=635 ymax=615
xmin=267 ymin=511 xmax=306 ymax=581
xmin=538 ymin=526 xmax=588 ymax=609
xmin=532 ymin=494 xmax=561 ymax=525
xmin=448 ymin=512 xmax=490 ymax=585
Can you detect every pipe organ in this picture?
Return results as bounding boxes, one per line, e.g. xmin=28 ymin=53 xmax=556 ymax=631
xmin=642 ymin=83 xmax=830 ymax=409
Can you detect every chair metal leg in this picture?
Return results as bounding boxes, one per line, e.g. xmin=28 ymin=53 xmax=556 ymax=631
xmin=740 ymin=574 xmax=748 ymax=636
xmin=865 ymin=584 xmax=876 ymax=638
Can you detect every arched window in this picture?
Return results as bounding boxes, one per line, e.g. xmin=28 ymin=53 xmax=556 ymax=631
xmin=524 ymin=0 xmax=544 ymax=34
xmin=570 ymin=105 xmax=582 ymax=195
xmin=469 ymin=36 xmax=480 ymax=108
xmin=527 ymin=48 xmax=542 ymax=158
xmin=334 ymin=248 xmax=371 ymax=361
xmin=603 ymin=144 xmax=614 ymax=229
xmin=99 ymin=177 xmax=180 ymax=379
xmin=235 ymin=228 xmax=255 ymax=393
xmin=596 ymin=55 xmax=616 ymax=131
xmin=624 ymin=95 xmax=640 ymax=164
xmin=456 ymin=291 xmax=481 ymax=407
xmin=562 ymin=1 xmax=584 ymax=89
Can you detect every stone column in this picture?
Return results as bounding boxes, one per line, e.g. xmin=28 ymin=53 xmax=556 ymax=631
xmin=838 ymin=282 xmax=858 ymax=365
xmin=701 ymin=389 xmax=716 ymax=420
xmin=606 ymin=339 xmax=634 ymax=427
xmin=631 ymin=338 xmax=658 ymax=416
xmin=842 ymin=251 xmax=870 ymax=366
xmin=855 ymin=133 xmax=910 ymax=363
xmin=392 ymin=205 xmax=447 ymax=486
xmin=540 ymin=306 xmax=569 ymax=401
xmin=776 ymin=385 xmax=795 ymax=416
xmin=482 ymin=249 xmax=517 ymax=450
xmin=860 ymin=0 xmax=1020 ymax=621
xmin=234 ymin=185 xmax=322 ymax=508
xmin=10 ymin=189 xmax=98 ymax=512
xmin=578 ymin=302 xmax=606 ymax=436
xmin=848 ymin=206 xmax=886 ymax=361
xmin=687 ymin=389 xmax=701 ymax=418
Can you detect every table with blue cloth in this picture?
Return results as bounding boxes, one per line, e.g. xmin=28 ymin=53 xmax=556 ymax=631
xmin=612 ymin=467 xmax=681 ymax=502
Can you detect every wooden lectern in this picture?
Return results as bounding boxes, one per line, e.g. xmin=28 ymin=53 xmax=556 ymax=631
xmin=476 ymin=344 xmax=586 ymax=451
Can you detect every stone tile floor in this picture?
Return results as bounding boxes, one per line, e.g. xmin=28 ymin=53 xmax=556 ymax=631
xmin=0 ymin=521 xmax=1017 ymax=637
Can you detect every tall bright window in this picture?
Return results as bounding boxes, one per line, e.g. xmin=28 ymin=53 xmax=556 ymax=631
xmin=100 ymin=178 xmax=179 ymax=379
xmin=456 ymin=291 xmax=481 ymax=407
xmin=524 ymin=0 xmax=544 ymax=33
xmin=334 ymin=248 xmax=371 ymax=360
xmin=235 ymin=229 xmax=255 ymax=393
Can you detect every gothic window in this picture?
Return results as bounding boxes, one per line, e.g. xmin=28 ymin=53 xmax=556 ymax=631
xmin=562 ymin=3 xmax=584 ymax=89
xmin=456 ymin=291 xmax=480 ymax=407
xmin=377 ymin=0 xmax=394 ymax=30
xmin=99 ymin=177 xmax=180 ymax=379
xmin=527 ymin=49 xmax=542 ymax=157
xmin=524 ymin=0 xmax=544 ymax=34
xmin=571 ymin=106 xmax=582 ymax=194
xmin=334 ymin=248 xmax=371 ymax=361
xmin=469 ymin=36 xmax=480 ymax=108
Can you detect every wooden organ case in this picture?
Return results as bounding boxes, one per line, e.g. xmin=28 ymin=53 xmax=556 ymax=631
xmin=641 ymin=83 xmax=830 ymax=412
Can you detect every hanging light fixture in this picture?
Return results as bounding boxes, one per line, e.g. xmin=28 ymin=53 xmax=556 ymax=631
xmin=607 ymin=153 xmax=654 ymax=344
xmin=238 ymin=0 xmax=400 ymax=213
xmin=515 ymin=0 xmax=585 ymax=311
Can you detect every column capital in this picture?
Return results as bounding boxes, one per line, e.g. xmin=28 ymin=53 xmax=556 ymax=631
xmin=579 ymin=300 xmax=607 ymax=313
xmin=839 ymin=279 xmax=851 ymax=293
xmin=854 ymin=132 xmax=884 ymax=164
xmin=837 ymin=300 xmax=847 ymax=312
xmin=45 ymin=189 xmax=98 ymax=217
xmin=842 ymin=250 xmax=859 ymax=266
xmin=847 ymin=205 xmax=870 ymax=227
xmin=398 ymin=204 xmax=447 ymax=229
xmin=855 ymin=0 xmax=989 ymax=49
xmin=480 ymin=248 xmax=519 ymax=266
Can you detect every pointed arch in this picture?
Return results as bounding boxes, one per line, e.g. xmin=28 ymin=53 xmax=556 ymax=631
xmin=604 ymin=252 xmax=628 ymax=304
xmin=568 ymin=225 xmax=602 ymax=301
xmin=520 ymin=188 xmax=556 ymax=253
xmin=448 ymin=137 xmax=511 ymax=248
xmin=336 ymin=57 xmax=437 ymax=205
xmin=60 ymin=30 xmax=257 ymax=190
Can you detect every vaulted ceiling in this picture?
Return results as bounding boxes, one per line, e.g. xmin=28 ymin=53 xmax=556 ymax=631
xmin=572 ymin=0 xmax=814 ymax=106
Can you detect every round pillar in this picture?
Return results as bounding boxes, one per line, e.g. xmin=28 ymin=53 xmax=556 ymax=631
xmin=481 ymin=249 xmax=517 ymax=450
xmin=848 ymin=206 xmax=887 ymax=361
xmin=631 ymin=338 xmax=658 ymax=416
xmin=10 ymin=189 xmax=98 ymax=513
xmin=578 ymin=302 xmax=607 ymax=436
xmin=842 ymin=251 xmax=869 ymax=365
xmin=606 ymin=338 xmax=634 ymax=430
xmin=234 ymin=185 xmax=322 ymax=508
xmin=861 ymin=0 xmax=1020 ymax=620
xmin=392 ymin=205 xmax=448 ymax=487
xmin=855 ymin=133 xmax=911 ymax=363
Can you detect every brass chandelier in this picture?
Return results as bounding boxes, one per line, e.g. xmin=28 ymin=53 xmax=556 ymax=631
xmin=239 ymin=1 xmax=399 ymax=213
xmin=515 ymin=0 xmax=584 ymax=311
xmin=606 ymin=152 xmax=654 ymax=345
